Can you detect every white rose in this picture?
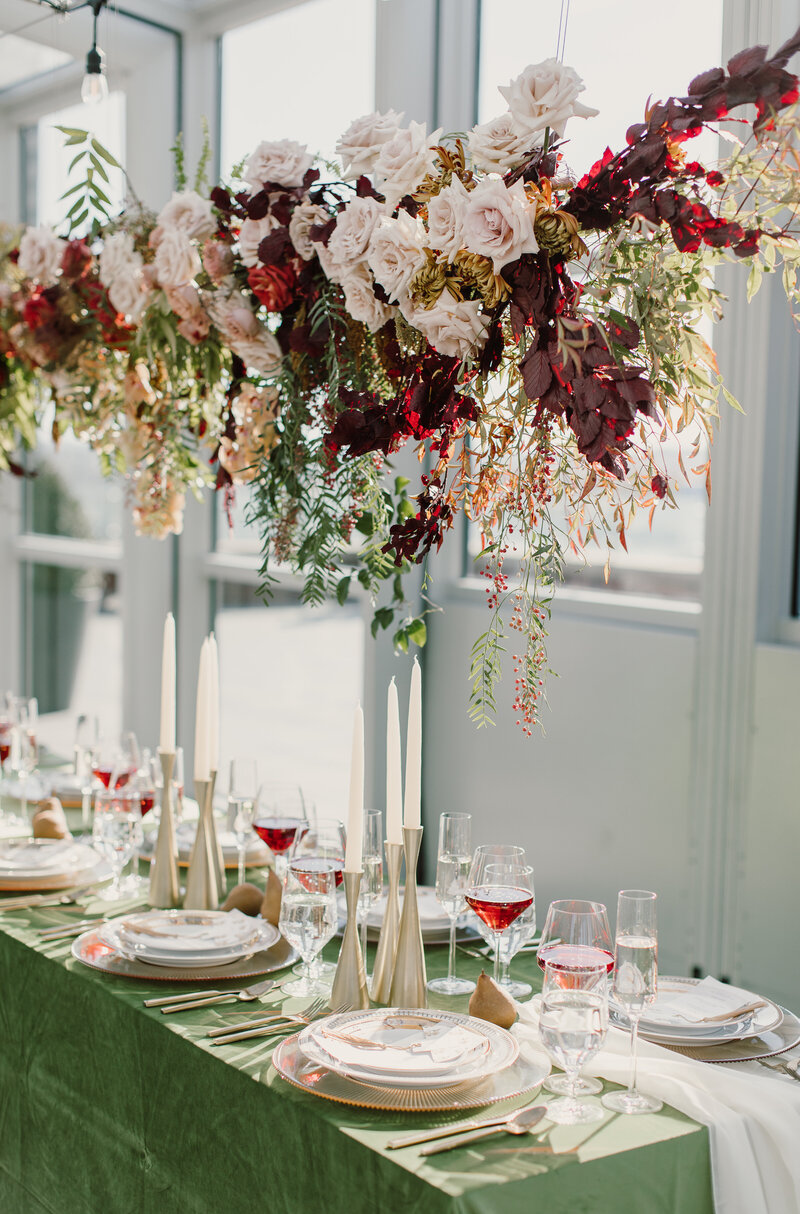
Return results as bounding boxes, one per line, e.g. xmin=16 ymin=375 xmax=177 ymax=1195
xmin=289 ymin=200 xmax=329 ymax=260
xmin=212 ymin=294 xmax=283 ymax=376
xmin=230 ymin=330 xmax=283 ymax=378
xmin=239 ymin=215 xmax=279 ymax=268
xmin=336 ymin=109 xmax=404 ymax=179
xmin=328 ymin=196 xmax=385 ymax=267
xmin=242 ymin=139 xmax=314 ymax=192
xmin=99 ymin=231 xmax=142 ymax=287
xmin=409 ymin=296 xmax=488 ymax=361
xmin=426 ymin=177 xmax=470 ymax=263
xmin=18 ymin=226 xmax=64 ymax=285
xmin=468 ymin=113 xmax=533 ymax=173
xmin=498 ymin=58 xmax=598 ymax=141
xmin=156 ymin=190 xmax=216 ymax=241
xmin=373 ymin=121 xmax=442 ymax=210
xmin=366 ymin=210 xmax=426 ymax=302
xmin=315 ymin=237 xmax=346 ymax=285
xmin=461 ymin=175 xmax=538 ymax=273
xmin=340 ymin=263 xmax=394 ymax=334
xmin=153 ymin=227 xmax=201 ymax=287
xmin=108 ymin=272 xmax=148 ymax=321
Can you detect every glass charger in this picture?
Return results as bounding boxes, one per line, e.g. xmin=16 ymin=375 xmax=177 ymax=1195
xmin=71 ymin=928 xmax=297 ymax=981
xmin=660 ymin=1008 xmax=800 ymax=1063
xmin=271 ymin=1033 xmax=549 ymax=1112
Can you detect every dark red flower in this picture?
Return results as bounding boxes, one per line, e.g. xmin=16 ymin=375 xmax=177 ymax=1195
xmin=247 ymin=264 xmax=297 ymax=312
xmin=60 ymin=239 xmax=93 ymax=281
xmin=651 ymin=474 xmax=668 ymax=499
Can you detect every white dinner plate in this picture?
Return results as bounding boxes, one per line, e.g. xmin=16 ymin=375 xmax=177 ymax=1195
xmin=138 ymin=823 xmax=270 ymax=870
xmin=0 ymin=839 xmax=106 ymax=890
xmin=611 ymin=976 xmax=784 ymax=1046
xmin=300 ymin=1008 xmax=519 ymax=1089
xmin=98 ymin=910 xmax=278 ymax=968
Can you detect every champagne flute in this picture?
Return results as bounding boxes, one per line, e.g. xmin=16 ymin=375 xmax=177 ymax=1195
xmin=357 ymin=809 xmax=384 ymax=968
xmin=92 ymin=790 xmax=142 ymax=901
xmin=602 ymin=890 xmax=662 ymax=1115
xmin=539 ymin=960 xmax=608 ymax=1124
xmin=427 ymin=812 xmax=475 ymax=996
xmin=228 ymin=757 xmax=259 ymax=885
xmin=279 ymin=859 xmax=338 ymax=997
xmin=465 ymin=846 xmax=532 ymax=983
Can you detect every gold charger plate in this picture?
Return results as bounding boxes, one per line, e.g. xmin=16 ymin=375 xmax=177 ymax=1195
xmin=271 ymin=1033 xmax=550 ymax=1112
xmin=661 ymin=1007 xmax=800 ymax=1063
xmin=71 ymin=928 xmax=298 ymax=982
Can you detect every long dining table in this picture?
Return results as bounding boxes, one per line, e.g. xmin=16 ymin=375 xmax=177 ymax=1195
xmin=0 ymin=877 xmax=720 ymax=1214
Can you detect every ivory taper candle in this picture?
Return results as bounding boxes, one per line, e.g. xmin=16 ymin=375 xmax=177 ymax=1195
xmin=159 ymin=613 xmax=176 ymax=753
xmin=207 ymin=631 xmax=219 ymax=774
xmin=404 ymin=658 xmax=421 ymax=828
xmin=193 ymin=639 xmax=210 ymax=784
xmin=344 ymin=704 xmax=364 ymax=872
xmin=386 ymin=678 xmax=402 ymax=845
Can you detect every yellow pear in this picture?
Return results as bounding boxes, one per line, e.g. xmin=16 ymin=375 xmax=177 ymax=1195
xmin=468 ymin=970 xmax=517 ymax=1029
xmin=221 ymin=882 xmax=264 ymax=916
xmin=261 ymin=868 xmax=282 ymax=926
xmin=32 ymin=798 xmax=71 ymax=841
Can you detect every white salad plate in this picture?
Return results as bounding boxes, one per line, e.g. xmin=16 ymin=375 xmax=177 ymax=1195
xmin=0 ymin=839 xmax=107 ymax=890
xmin=300 ymin=1008 xmax=519 ymax=1089
xmin=611 ymin=976 xmax=784 ymax=1046
xmin=98 ymin=909 xmax=279 ymax=968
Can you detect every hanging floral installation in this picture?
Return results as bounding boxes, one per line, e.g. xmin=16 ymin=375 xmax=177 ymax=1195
xmin=2 ymin=30 xmax=800 ymax=730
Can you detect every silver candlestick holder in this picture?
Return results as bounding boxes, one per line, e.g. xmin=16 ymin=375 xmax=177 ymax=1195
xmin=183 ymin=778 xmax=219 ymax=910
xmin=389 ymin=825 xmax=426 ymax=1007
xmin=149 ymin=749 xmax=180 ymax=908
xmin=370 ymin=840 xmax=403 ymax=1004
xmin=208 ymin=768 xmax=225 ymax=900
xmin=330 ymin=870 xmax=369 ymax=1012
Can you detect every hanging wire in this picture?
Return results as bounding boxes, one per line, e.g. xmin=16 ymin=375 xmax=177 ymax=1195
xmin=555 ymin=0 xmax=571 ymax=63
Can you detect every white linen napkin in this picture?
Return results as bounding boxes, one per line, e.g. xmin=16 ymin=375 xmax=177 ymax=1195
xmin=514 ymin=999 xmax=800 ymax=1214
xmin=645 ymin=976 xmax=764 ymax=1024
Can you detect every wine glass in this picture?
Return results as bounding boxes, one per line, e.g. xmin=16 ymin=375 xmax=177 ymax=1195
xmin=92 ymin=790 xmax=143 ymax=901
xmin=465 ymin=846 xmax=533 ymax=984
xmin=92 ymin=732 xmax=140 ymax=792
xmin=228 ymin=757 xmax=259 ymax=885
xmin=279 ymin=858 xmax=338 ymax=997
xmin=602 ymin=890 xmax=662 ymax=1115
xmin=357 ymin=809 xmax=384 ymax=967
xmin=539 ymin=960 xmax=608 ymax=1124
xmin=290 ymin=816 xmax=346 ymax=982
xmin=537 ymin=899 xmax=614 ymax=976
xmin=253 ymin=783 xmax=310 ymax=881
xmin=472 ymin=863 xmax=536 ymax=999
xmin=427 ymin=812 xmax=475 ymax=996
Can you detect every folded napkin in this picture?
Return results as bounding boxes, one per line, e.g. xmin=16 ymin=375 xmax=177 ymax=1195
xmin=33 ymin=799 xmax=72 ymax=841
xmin=514 ymin=998 xmax=800 ymax=1214
xmin=644 ymin=976 xmax=764 ymax=1025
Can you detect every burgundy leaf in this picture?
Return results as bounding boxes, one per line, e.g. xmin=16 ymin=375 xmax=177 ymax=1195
xmin=520 ymin=347 xmax=552 ymax=401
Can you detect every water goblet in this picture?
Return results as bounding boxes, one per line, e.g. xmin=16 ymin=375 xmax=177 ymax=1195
xmin=465 ymin=846 xmax=532 ymax=984
xmin=92 ymin=790 xmax=143 ymax=901
xmin=602 ymin=890 xmax=662 ymax=1115
xmin=279 ymin=859 xmax=338 ymax=997
xmin=290 ymin=816 xmax=346 ymax=981
xmin=227 ymin=757 xmax=259 ymax=885
xmin=539 ymin=960 xmax=608 ymax=1124
xmin=427 ymin=812 xmax=475 ymax=996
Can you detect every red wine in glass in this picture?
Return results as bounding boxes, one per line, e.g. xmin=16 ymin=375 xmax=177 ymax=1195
xmin=92 ymin=766 xmax=136 ymax=791
xmin=139 ymin=792 xmax=155 ymax=816
xmin=0 ymin=741 xmax=9 ymax=766
xmin=465 ymin=885 xmax=533 ymax=932
xmin=537 ymin=943 xmax=615 ymax=973
xmin=253 ymin=817 xmax=307 ymax=854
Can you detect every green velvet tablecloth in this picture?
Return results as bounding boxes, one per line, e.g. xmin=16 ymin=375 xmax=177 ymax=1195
xmin=0 ymin=883 xmax=715 ymax=1214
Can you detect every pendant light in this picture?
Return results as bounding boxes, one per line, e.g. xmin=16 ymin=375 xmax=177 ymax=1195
xmin=81 ymin=0 xmax=108 ymax=105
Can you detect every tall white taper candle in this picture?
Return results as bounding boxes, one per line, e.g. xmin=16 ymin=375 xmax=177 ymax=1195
xmin=159 ymin=613 xmax=176 ymax=753
xmin=344 ymin=704 xmax=364 ymax=872
xmin=193 ymin=639 xmax=210 ymax=784
xmin=404 ymin=658 xmax=421 ymax=829
xmin=207 ymin=632 xmax=219 ymax=774
xmin=386 ymin=678 xmax=402 ymax=845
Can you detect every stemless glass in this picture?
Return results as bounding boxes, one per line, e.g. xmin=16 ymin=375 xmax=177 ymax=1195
xmin=539 ymin=960 xmax=608 ymax=1124
xmin=428 ymin=812 xmax=475 ymax=996
xmin=602 ymin=890 xmax=662 ymax=1115
xmin=465 ymin=846 xmax=532 ymax=983
xmin=92 ymin=790 xmax=142 ymax=901
xmin=253 ymin=784 xmax=310 ymax=881
xmin=228 ymin=757 xmax=259 ymax=885
xmin=290 ymin=816 xmax=346 ymax=982
xmin=357 ymin=809 xmax=384 ymax=967
xmin=537 ymin=899 xmax=614 ymax=977
xmin=279 ymin=858 xmax=338 ymax=997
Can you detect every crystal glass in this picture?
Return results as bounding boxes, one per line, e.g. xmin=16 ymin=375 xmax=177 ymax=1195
xmin=92 ymin=732 xmax=140 ymax=792
xmin=357 ymin=809 xmax=384 ymax=969
xmin=279 ymin=859 xmax=338 ymax=997
xmin=253 ymin=783 xmax=311 ymax=881
xmin=427 ymin=812 xmax=475 ymax=996
xmin=228 ymin=757 xmax=259 ymax=885
xmin=2 ymin=698 xmax=38 ymax=826
xmin=92 ymin=789 xmax=143 ymax=901
xmin=602 ymin=890 xmax=662 ymax=1115
xmin=465 ymin=845 xmax=532 ymax=983
xmin=173 ymin=747 xmax=185 ymax=824
xmin=472 ymin=862 xmax=535 ymax=999
xmin=539 ymin=960 xmax=608 ymax=1124
xmin=289 ymin=816 xmax=346 ymax=980
xmin=537 ymin=899 xmax=614 ymax=975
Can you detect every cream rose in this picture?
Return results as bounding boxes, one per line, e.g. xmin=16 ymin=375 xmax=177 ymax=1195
xmin=289 ymin=200 xmax=329 ymax=260
xmin=461 ymin=175 xmax=538 ymax=273
xmin=238 ymin=215 xmax=279 ymax=268
xmin=230 ymin=331 xmax=283 ymax=377
xmin=426 ymin=177 xmax=470 ymax=263
xmin=340 ymin=263 xmax=394 ymax=334
xmin=336 ymin=109 xmax=404 ymax=179
xmin=153 ymin=227 xmax=201 ymax=287
xmin=468 ymin=113 xmax=532 ymax=173
xmin=327 ymin=196 xmax=385 ymax=267
xmin=409 ymin=296 xmax=489 ymax=361
xmin=202 ymin=238 xmax=235 ymax=283
xmin=498 ymin=58 xmax=598 ymax=141
xmin=18 ymin=226 xmax=64 ymax=285
xmin=99 ymin=231 xmax=142 ymax=288
xmin=373 ymin=121 xmax=442 ymax=210
xmin=156 ymin=190 xmax=216 ymax=241
xmin=366 ymin=210 xmax=426 ymax=302
xmin=211 ymin=294 xmax=260 ymax=343
xmin=242 ymin=139 xmax=314 ymax=192
xmin=108 ymin=273 xmax=148 ymax=321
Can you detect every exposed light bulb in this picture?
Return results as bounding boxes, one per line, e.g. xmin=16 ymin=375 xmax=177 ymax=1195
xmin=81 ymin=45 xmax=107 ymax=105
